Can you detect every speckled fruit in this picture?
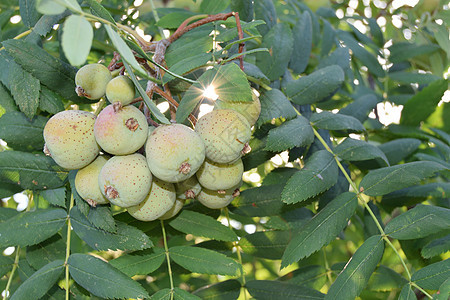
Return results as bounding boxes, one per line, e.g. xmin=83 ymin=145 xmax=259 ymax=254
xmin=196 ymin=158 xmax=243 ymax=191
xmin=195 ymin=109 xmax=251 ymax=164
xmin=105 ymin=75 xmax=135 ymax=105
xmin=128 ymin=178 xmax=176 ymax=221
xmin=159 ymin=198 xmax=185 ymax=220
xmin=75 ymin=155 xmax=110 ymax=206
xmin=197 ymin=185 xmax=241 ymax=209
xmin=98 ymin=153 xmax=152 ymax=207
xmin=214 ymin=91 xmax=261 ymax=126
xmin=175 ymin=176 xmax=202 ymax=200
xmin=94 ymin=104 xmax=148 ymax=155
xmin=146 ymin=124 xmax=205 ymax=183
xmin=75 ymin=64 xmax=112 ymax=100
xmin=43 ymin=110 xmax=100 ymax=170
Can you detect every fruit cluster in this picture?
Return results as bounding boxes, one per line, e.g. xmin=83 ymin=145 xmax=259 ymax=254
xmin=43 ymin=63 xmax=261 ymax=221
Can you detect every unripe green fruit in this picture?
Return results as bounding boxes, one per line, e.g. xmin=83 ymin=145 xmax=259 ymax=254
xmin=43 ymin=110 xmax=100 ymax=170
xmin=128 ymin=178 xmax=176 ymax=221
xmin=94 ymin=104 xmax=149 ymax=155
xmin=195 ymin=109 xmax=251 ymax=164
xmin=214 ymin=92 xmax=261 ymax=126
xmin=75 ymin=64 xmax=112 ymax=100
xmin=75 ymin=155 xmax=110 ymax=206
xmin=146 ymin=124 xmax=205 ymax=183
xmin=197 ymin=185 xmax=241 ymax=209
xmin=98 ymin=153 xmax=152 ymax=207
xmin=159 ymin=198 xmax=185 ymax=220
xmin=196 ymin=158 xmax=243 ymax=191
xmin=105 ymin=75 xmax=135 ymax=106
xmin=175 ymin=176 xmax=202 ymax=200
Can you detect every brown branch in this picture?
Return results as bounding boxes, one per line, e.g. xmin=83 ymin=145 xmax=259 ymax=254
xmin=233 ymin=12 xmax=245 ymax=71
xmin=108 ymin=52 xmax=122 ymax=71
xmin=169 ymin=12 xmax=234 ymax=44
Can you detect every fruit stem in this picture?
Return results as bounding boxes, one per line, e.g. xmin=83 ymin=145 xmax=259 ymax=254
xmin=65 ymin=193 xmax=75 ymax=300
xmin=148 ymin=0 xmax=165 ymax=38
xmin=160 ymin=220 xmax=174 ymax=299
xmin=94 ymin=98 xmax=106 ymax=116
xmin=293 ymin=107 xmax=417 ymax=286
xmin=224 ymin=208 xmax=247 ymax=300
xmin=3 ymin=246 xmax=20 ymax=300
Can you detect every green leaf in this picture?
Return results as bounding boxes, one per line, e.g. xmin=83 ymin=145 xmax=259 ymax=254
xmin=411 ymin=259 xmax=450 ymax=290
xmin=421 ymin=234 xmax=450 ymax=259
xmin=104 ymin=25 xmax=147 ymax=78
xmin=2 ymin=39 xmax=79 ymax=102
xmin=10 ymin=64 xmax=40 ymax=119
xmin=68 ymin=253 xmax=149 ymax=299
xmin=398 ymin=284 xmax=417 ymax=300
xmin=325 ymin=235 xmax=385 ymax=300
xmin=0 ymin=151 xmax=68 ymax=190
xmin=0 ymin=207 xmax=19 ymax=222
xmin=246 ymin=280 xmax=325 ymax=300
xmin=289 ymin=11 xmax=312 ymax=74
xmin=193 ymin=279 xmax=241 ymax=299
xmin=20 ymin=0 xmax=41 ymax=28
xmin=123 ymin=61 xmax=170 ymax=125
xmin=109 ymin=248 xmax=165 ymax=276
xmin=0 ymin=256 xmax=13 ymax=278
xmin=265 ymin=116 xmax=314 ymax=152
xmin=87 ymin=205 xmax=117 ymax=233
xmin=367 ymin=265 xmax=408 ymax=291
xmin=254 ymin=0 xmax=277 ymax=36
xmin=61 ymin=15 xmax=93 ymax=66
xmin=39 ymin=187 xmax=66 ymax=208
xmin=389 ymin=42 xmax=440 ymax=63
xmin=285 ymin=65 xmax=345 ymax=105
xmin=169 ymin=210 xmax=238 ymax=242
xmin=156 ymin=11 xmax=196 ymax=29
xmin=174 ymin=287 xmax=201 ymax=300
xmin=400 ymin=79 xmax=448 ymax=126
xmin=163 ymin=52 xmax=212 ymax=83
xmin=318 ymin=47 xmax=350 ymax=72
xmin=389 ymin=71 xmax=441 ymax=84
xmin=151 ymin=289 xmax=171 ymax=300
xmin=338 ymin=31 xmax=384 ymax=77
xmin=26 ymin=235 xmax=65 ymax=270
xmin=279 ymin=265 xmax=327 ymax=290
xmin=233 ymin=184 xmax=285 ymax=217
xmin=335 ymin=138 xmax=389 ymax=166
xmin=378 ymin=138 xmax=421 ymax=165
xmin=0 ymin=111 xmax=47 ymax=151
xmin=320 ymin=20 xmax=336 ymax=57
xmin=176 ymin=63 xmax=252 ymax=123
xmin=435 ymin=278 xmax=450 ymax=300
xmin=170 ymin=246 xmax=241 ymax=276
xmin=385 ymin=204 xmax=450 ymax=240
xmin=282 ymin=150 xmax=338 ymax=204
xmin=33 ymin=13 xmax=69 ymax=37
xmin=84 ymin=0 xmax=115 ymax=24
xmin=10 ymin=260 xmax=64 ymax=300
xmin=0 ymin=208 xmax=67 ymax=247
xmin=359 ymin=161 xmax=446 ymax=196
xmin=256 ymin=23 xmax=293 ymax=81
xmin=256 ymin=88 xmax=297 ymax=127
xmin=39 ymin=86 xmax=64 ymax=114
xmin=310 ymin=111 xmax=365 ymax=132
xmin=70 ymin=206 xmax=152 ymax=251
xmin=240 ymin=230 xmax=291 ymax=260
xmin=36 ymin=0 xmax=66 ymax=15
xmin=230 ymin=0 xmax=253 ymax=22
xmin=281 ymin=192 xmax=358 ymax=268
xmin=339 ymin=94 xmax=378 ymax=123
xmin=241 ymin=61 xmax=270 ymax=85
xmin=0 ymin=82 xmax=17 ymax=117
xmin=200 ymin=0 xmax=230 ymax=14
xmin=166 ymin=25 xmax=213 ymax=66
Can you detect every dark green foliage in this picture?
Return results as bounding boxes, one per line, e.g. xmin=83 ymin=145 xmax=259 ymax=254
xmin=0 ymin=0 xmax=448 ymax=299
